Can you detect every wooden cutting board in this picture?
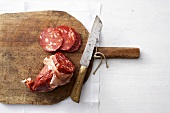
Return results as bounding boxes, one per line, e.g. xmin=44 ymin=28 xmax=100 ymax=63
xmin=0 ymin=11 xmax=139 ymax=105
xmin=0 ymin=10 xmax=93 ymax=104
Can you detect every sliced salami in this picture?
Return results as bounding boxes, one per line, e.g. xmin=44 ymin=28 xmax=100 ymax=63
xmin=67 ymin=32 xmax=81 ymax=52
xmin=23 ymin=52 xmax=75 ymax=92
xmin=56 ymin=26 xmax=76 ymax=51
xmin=53 ymin=52 xmax=75 ymax=74
xmin=39 ymin=28 xmax=63 ymax=52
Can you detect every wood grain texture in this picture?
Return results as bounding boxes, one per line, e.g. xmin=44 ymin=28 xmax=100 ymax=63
xmin=0 ymin=10 xmax=91 ymax=105
xmin=97 ymin=47 xmax=140 ymax=58
xmin=70 ymin=66 xmax=87 ymax=103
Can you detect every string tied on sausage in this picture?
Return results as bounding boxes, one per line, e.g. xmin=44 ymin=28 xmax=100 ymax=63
xmin=93 ymin=47 xmax=108 ymax=74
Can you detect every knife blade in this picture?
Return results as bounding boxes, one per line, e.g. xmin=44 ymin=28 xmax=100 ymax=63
xmin=70 ymin=16 xmax=103 ymax=103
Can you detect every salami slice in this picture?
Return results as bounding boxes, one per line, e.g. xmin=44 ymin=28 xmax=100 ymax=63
xmin=56 ymin=26 xmax=76 ymax=51
xmin=39 ymin=28 xmax=63 ymax=52
xmin=53 ymin=52 xmax=75 ymax=74
xmin=67 ymin=32 xmax=81 ymax=52
xmin=23 ymin=52 xmax=75 ymax=92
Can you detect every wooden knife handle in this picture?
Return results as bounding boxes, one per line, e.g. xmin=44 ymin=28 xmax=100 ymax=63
xmin=97 ymin=47 xmax=140 ymax=58
xmin=70 ymin=65 xmax=87 ymax=103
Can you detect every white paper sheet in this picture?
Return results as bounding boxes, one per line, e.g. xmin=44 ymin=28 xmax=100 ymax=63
xmin=0 ymin=1 xmax=101 ymax=113
xmin=0 ymin=2 xmax=25 ymax=14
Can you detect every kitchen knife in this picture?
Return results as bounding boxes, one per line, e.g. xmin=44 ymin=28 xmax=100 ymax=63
xmin=70 ymin=16 xmax=103 ymax=103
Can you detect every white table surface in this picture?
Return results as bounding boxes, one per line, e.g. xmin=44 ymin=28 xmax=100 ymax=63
xmin=1 ymin=0 xmax=170 ymax=113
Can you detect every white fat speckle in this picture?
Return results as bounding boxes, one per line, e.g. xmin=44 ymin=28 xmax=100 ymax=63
xmin=65 ymin=40 xmax=68 ymax=44
xmin=45 ymin=38 xmax=49 ymax=42
xmin=57 ymin=33 xmax=60 ymax=36
xmin=69 ymin=29 xmax=72 ymax=32
xmin=54 ymin=33 xmax=57 ymax=37
xmin=21 ymin=79 xmax=27 ymax=83
xmin=21 ymin=77 xmax=31 ymax=83
xmin=46 ymin=45 xmax=52 ymax=50
xmin=71 ymin=32 xmax=74 ymax=37
xmin=48 ymin=29 xmax=51 ymax=32
xmin=64 ymin=30 xmax=67 ymax=33
xmin=68 ymin=32 xmax=71 ymax=37
xmin=27 ymin=77 xmax=31 ymax=81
